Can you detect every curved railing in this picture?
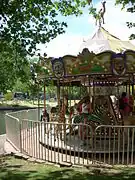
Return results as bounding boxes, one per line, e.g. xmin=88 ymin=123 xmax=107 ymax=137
xmin=5 ymin=109 xmax=39 ymax=151
xmin=5 ymin=109 xmax=135 ymax=165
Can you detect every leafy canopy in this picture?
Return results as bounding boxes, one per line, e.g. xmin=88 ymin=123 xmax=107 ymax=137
xmin=0 ymin=0 xmax=87 ymax=56
xmin=115 ymin=0 xmax=135 ymax=40
xmin=0 ymin=40 xmax=31 ymax=92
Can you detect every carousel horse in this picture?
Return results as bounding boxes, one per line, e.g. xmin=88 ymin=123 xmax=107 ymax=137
xmin=47 ymin=95 xmax=69 ymax=140
xmin=55 ymin=96 xmax=70 ymax=140
xmin=70 ymin=96 xmax=94 ymax=139
xmin=72 ymin=95 xmax=117 ymax=140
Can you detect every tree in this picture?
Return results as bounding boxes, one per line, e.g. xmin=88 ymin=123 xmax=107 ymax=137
xmin=0 ymin=0 xmax=87 ymax=56
xmin=0 ymin=52 xmax=16 ymax=93
xmin=0 ymin=41 xmax=31 ymax=92
xmin=115 ymin=0 xmax=135 ymax=40
xmin=13 ymin=80 xmax=30 ymax=93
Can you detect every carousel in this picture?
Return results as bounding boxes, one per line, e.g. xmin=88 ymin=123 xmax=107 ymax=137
xmin=36 ymin=32 xmax=135 ymax=155
xmin=34 ymin=2 xmax=135 ymax=158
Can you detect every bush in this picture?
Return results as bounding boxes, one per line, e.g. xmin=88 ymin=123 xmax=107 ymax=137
xmin=4 ymin=92 xmax=13 ymax=100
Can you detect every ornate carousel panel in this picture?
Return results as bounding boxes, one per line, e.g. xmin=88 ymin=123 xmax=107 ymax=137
xmin=111 ymin=53 xmax=126 ymax=76
xmin=124 ymin=50 xmax=135 ymax=73
xmin=37 ymin=49 xmax=135 ymax=78
xmin=63 ymin=48 xmax=113 ymax=76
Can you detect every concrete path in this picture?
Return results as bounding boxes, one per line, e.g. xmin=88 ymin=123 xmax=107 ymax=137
xmin=0 ymin=134 xmax=6 ymax=154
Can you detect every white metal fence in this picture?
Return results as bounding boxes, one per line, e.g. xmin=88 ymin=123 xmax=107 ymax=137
xmin=5 ymin=109 xmax=135 ymax=166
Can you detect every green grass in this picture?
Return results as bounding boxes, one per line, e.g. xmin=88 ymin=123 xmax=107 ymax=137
xmin=0 ymin=99 xmax=76 ymax=108
xmin=1 ymin=156 xmax=135 ymax=180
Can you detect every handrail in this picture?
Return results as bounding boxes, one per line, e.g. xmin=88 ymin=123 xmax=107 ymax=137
xmin=5 ymin=113 xmax=20 ymax=122
xmin=95 ymin=124 xmax=135 ymax=131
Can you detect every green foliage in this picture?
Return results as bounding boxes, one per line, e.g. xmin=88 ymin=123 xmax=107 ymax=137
xmin=0 ymin=0 xmax=88 ymax=93
xmin=13 ymin=80 xmax=29 ymax=93
xmin=88 ymin=6 xmax=100 ymax=20
xmin=0 ymin=0 xmax=87 ymax=55
xmin=115 ymin=0 xmax=135 ymax=40
xmin=0 ymin=45 xmax=17 ymax=93
xmin=0 ymin=41 xmax=31 ymax=92
xmin=4 ymin=92 xmax=13 ymax=100
xmin=29 ymin=83 xmax=41 ymax=97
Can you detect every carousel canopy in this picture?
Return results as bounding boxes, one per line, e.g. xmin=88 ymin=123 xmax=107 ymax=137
xmin=37 ymin=27 xmax=135 ymax=78
xmin=80 ymin=27 xmax=135 ymax=54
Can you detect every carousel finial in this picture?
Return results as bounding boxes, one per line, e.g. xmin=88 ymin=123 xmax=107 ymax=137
xmin=87 ymin=0 xmax=92 ymax=5
xmin=44 ymin=53 xmax=47 ymax=57
xmin=95 ymin=1 xmax=106 ymax=27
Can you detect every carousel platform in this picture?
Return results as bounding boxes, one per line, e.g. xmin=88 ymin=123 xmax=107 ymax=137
xmin=39 ymin=124 xmax=134 ymax=156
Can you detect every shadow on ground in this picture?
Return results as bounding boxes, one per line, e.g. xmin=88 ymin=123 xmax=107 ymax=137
xmin=0 ymin=157 xmax=135 ymax=180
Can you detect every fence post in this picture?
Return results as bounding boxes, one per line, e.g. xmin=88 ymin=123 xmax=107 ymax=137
xmin=19 ymin=119 xmax=22 ymax=153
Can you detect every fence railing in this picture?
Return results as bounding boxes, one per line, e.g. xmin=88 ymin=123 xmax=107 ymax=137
xmin=94 ymin=125 xmax=135 ymax=165
xmin=21 ymin=120 xmax=94 ymax=165
xmin=5 ymin=109 xmax=135 ymax=166
xmin=5 ymin=108 xmax=39 ymax=152
xmin=7 ymin=108 xmax=39 ymax=121
xmin=5 ymin=114 xmax=21 ymax=151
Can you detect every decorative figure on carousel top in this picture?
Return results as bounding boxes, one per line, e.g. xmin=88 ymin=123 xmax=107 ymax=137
xmin=95 ymin=1 xmax=106 ymax=27
xmin=87 ymin=0 xmax=92 ymax=5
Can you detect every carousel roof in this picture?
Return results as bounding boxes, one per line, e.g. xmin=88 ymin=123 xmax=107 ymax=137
xmin=80 ymin=27 xmax=135 ymax=54
xmin=37 ymin=27 xmax=135 ymax=78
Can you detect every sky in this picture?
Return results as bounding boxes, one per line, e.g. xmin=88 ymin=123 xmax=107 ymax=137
xmin=37 ymin=0 xmax=135 ymax=57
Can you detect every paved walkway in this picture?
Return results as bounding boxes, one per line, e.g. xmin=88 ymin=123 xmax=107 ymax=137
xmin=0 ymin=134 xmax=6 ymax=154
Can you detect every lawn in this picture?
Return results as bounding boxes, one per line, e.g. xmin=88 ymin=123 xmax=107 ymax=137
xmin=0 ymin=156 xmax=135 ymax=180
xmin=0 ymin=99 xmax=77 ymax=108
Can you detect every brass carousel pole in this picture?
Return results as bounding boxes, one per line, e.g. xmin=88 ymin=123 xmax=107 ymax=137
xmin=128 ymin=75 xmax=131 ymax=96
xmin=43 ymin=79 xmax=46 ymax=111
xmin=132 ymin=74 xmax=135 ymax=114
xmin=57 ymin=79 xmax=60 ymax=108
xmin=37 ymin=81 xmax=40 ymax=121
xmin=132 ymin=74 xmax=134 ymax=95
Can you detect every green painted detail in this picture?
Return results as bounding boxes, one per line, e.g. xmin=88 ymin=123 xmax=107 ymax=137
xmin=71 ymin=64 xmax=104 ymax=75
xmin=44 ymin=69 xmax=49 ymax=74
xmin=91 ymin=65 xmax=104 ymax=73
xmin=79 ymin=63 xmax=89 ymax=67
xmin=72 ymin=68 xmax=79 ymax=74
xmin=73 ymin=113 xmax=103 ymax=124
